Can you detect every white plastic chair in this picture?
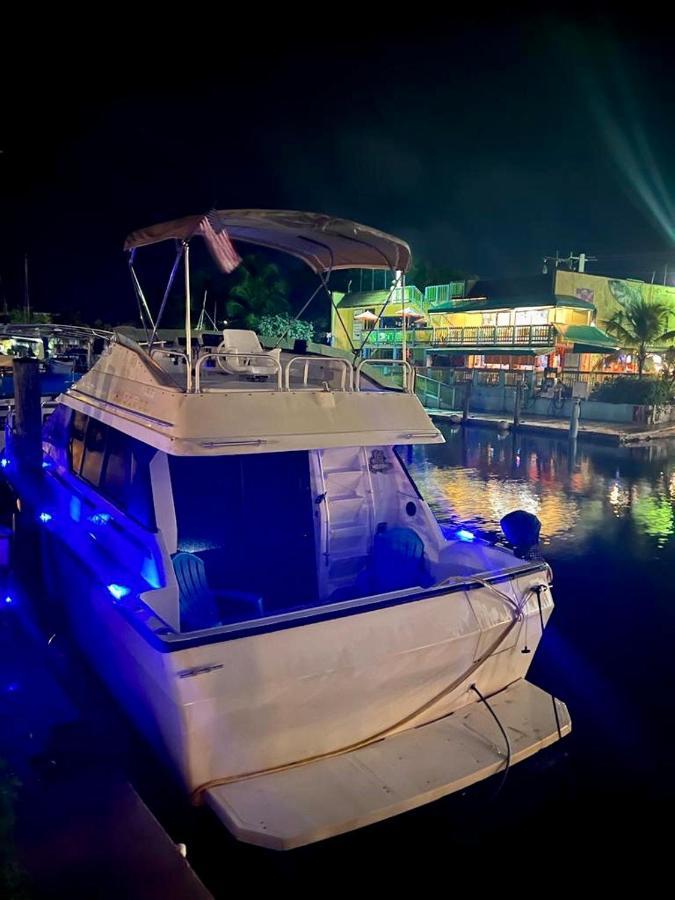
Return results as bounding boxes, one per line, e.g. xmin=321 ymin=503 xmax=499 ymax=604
xmin=216 ymin=330 xmax=281 ymax=379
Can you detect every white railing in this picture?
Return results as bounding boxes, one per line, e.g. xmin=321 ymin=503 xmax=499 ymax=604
xmin=150 ymin=347 xmax=192 ymax=390
xmin=355 ymin=359 xmax=415 ymax=393
xmin=150 ymin=348 xmax=415 ymax=396
xmin=194 ymin=352 xmax=283 ymax=393
xmin=284 ymin=356 xmax=354 ymax=391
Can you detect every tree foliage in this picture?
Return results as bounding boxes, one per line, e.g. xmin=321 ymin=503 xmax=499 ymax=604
xmin=225 ymin=257 xmax=289 ymax=330
xmin=605 ymin=298 xmax=675 ymax=377
xmin=257 ymin=314 xmax=314 ymax=342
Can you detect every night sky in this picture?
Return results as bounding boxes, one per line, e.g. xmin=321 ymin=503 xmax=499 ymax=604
xmin=2 ymin=11 xmax=675 ymax=323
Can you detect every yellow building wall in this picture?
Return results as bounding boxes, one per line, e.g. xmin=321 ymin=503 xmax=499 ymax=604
xmin=555 ymin=270 xmax=675 ymax=330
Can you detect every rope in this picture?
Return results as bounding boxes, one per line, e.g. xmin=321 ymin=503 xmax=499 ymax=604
xmin=190 ymin=574 xmax=542 ymax=805
xmin=470 ymin=683 xmax=512 ymax=794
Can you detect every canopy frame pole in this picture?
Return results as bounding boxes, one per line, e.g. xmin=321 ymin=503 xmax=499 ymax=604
xmin=128 ymin=250 xmax=155 ymax=343
xmin=315 ymin=270 xmax=357 ymax=354
xmin=354 ymin=272 xmax=397 ymax=359
xmin=399 ymin=269 xmax=407 ymax=364
xmin=273 ymin=260 xmax=335 ymax=349
xmin=183 ymin=241 xmax=193 ymax=392
xmin=148 ymin=241 xmax=185 ymax=352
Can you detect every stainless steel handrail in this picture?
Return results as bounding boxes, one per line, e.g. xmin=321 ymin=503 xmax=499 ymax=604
xmin=355 ymin=358 xmax=415 ymax=392
xmin=283 ymin=356 xmax=353 ymax=391
xmin=195 ymin=351 xmax=283 ymax=393
xmin=150 ymin=347 xmax=192 ymax=391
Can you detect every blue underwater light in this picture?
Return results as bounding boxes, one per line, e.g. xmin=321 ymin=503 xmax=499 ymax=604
xmin=107 ymin=584 xmax=131 ymax=600
xmin=456 ymin=529 xmax=476 ymax=542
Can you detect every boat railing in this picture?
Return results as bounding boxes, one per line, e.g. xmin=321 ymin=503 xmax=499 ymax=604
xmin=284 ymin=356 xmax=354 ymax=392
xmin=194 ymin=352 xmax=284 ymax=393
xmin=150 ymin=347 xmax=193 ymax=389
xmin=354 ymin=359 xmax=415 ymax=393
xmin=156 ymin=349 xmax=415 ymax=395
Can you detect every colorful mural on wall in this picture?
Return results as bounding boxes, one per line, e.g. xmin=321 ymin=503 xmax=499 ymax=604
xmin=556 ymin=270 xmax=675 ymax=330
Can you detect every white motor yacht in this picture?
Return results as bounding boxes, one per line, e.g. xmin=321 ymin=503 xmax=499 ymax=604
xmin=5 ymin=210 xmax=570 ymax=849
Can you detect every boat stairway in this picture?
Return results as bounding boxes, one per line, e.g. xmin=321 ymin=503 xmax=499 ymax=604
xmin=319 ymin=447 xmax=375 ymax=592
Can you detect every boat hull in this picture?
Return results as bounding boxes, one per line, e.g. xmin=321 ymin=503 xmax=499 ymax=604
xmin=44 ymin=534 xmax=562 ymax=809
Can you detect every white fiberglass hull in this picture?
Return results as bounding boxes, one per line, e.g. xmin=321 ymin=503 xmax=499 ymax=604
xmin=46 ymin=539 xmax=567 ymax=846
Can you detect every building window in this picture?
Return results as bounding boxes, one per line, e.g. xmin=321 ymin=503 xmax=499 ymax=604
xmin=515 ymin=309 xmax=548 ymax=326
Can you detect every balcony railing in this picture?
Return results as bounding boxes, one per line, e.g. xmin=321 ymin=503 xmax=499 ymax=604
xmin=367 ymin=324 xmax=556 ymax=347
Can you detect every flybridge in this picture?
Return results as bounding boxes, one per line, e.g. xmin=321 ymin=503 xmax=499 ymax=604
xmin=62 ymin=337 xmax=442 ymax=456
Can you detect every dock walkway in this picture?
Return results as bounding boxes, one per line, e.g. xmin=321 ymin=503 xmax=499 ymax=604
xmin=427 ymin=408 xmax=675 ymax=445
xmin=0 ymin=598 xmax=212 ymax=899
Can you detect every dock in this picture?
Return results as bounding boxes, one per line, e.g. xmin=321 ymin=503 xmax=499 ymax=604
xmin=0 ymin=596 xmax=212 ymax=899
xmin=427 ymin=408 xmax=675 ymax=445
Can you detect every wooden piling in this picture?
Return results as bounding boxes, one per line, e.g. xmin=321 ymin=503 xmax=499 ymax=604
xmin=569 ymin=397 xmax=581 ymax=442
xmin=462 ymin=381 xmax=471 ymax=423
xmin=12 ymin=357 xmax=43 ymax=471
xmin=513 ymin=381 xmax=523 ymax=430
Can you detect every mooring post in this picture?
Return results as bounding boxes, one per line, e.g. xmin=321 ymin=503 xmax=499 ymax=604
xmin=462 ymin=380 xmax=471 ymax=424
xmin=513 ymin=380 xmax=523 ymax=430
xmin=569 ymin=397 xmax=581 ymax=442
xmin=12 ymin=357 xmax=43 ymax=471
xmin=10 ymin=357 xmax=43 ymax=596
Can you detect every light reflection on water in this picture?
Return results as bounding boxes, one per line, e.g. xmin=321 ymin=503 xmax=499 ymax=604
xmin=409 ymin=425 xmax=675 ymax=554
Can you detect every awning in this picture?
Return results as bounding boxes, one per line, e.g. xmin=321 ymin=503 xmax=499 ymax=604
xmin=554 ymin=324 xmax=618 ymax=353
xmin=426 ymin=346 xmax=553 ymax=357
xmin=429 ymin=293 xmax=595 ymax=314
xmin=205 ymin=678 xmax=570 ymax=849
xmin=124 ymin=210 xmax=411 ymax=274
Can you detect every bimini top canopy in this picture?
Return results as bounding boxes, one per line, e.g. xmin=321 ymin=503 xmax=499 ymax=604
xmin=124 ymin=209 xmax=412 ymax=274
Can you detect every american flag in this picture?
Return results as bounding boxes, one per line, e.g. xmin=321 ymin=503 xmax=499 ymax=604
xmin=196 ymin=210 xmax=242 ymax=273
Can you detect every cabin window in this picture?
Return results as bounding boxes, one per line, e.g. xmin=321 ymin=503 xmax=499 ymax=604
xmin=69 ymin=411 xmax=87 ymax=474
xmin=66 ymin=412 xmax=156 ymax=529
xmin=101 ymin=428 xmax=156 ymax=528
xmin=81 ymin=418 xmax=106 ymax=486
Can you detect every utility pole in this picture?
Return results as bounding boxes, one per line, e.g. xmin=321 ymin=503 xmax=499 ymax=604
xmin=24 ymin=253 xmax=30 ymax=322
xmin=543 ymin=251 xmax=597 ymax=290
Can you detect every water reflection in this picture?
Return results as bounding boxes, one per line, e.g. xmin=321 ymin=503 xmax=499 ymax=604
xmin=410 ymin=426 xmax=675 ymax=555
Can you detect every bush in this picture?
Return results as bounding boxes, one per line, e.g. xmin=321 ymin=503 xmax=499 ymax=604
xmin=590 ymin=377 xmax=674 ymax=405
xmin=257 ymin=314 xmax=314 ymax=342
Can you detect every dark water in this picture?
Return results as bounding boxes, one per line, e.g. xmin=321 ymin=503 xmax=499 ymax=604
xmin=5 ymin=428 xmax=675 ymax=893
xmin=194 ymin=428 xmax=675 ymax=886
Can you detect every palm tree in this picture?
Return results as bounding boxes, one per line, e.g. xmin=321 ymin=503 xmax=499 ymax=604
xmin=225 ymin=257 xmax=289 ymax=330
xmin=605 ymin=298 xmax=675 ymax=377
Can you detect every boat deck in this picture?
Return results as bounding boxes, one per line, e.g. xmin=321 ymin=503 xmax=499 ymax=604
xmin=152 ymin=348 xmax=402 ymax=394
xmin=206 ymin=678 xmax=571 ymax=849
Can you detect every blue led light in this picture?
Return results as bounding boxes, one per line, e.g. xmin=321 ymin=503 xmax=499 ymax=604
xmin=107 ymin=584 xmax=130 ymax=600
xmin=69 ymin=496 xmax=81 ymax=522
xmin=3 ymin=595 xmax=14 ymax=605
xmin=4 ymin=682 xmax=19 ymax=693
xmin=141 ymin=556 xmax=161 ymax=589
xmin=0 ymin=458 xmax=9 ymax=468
xmin=89 ymin=512 xmax=112 ymax=526
xmin=456 ymin=529 xmax=476 ymax=542
xmin=39 ymin=512 xmax=53 ymax=523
